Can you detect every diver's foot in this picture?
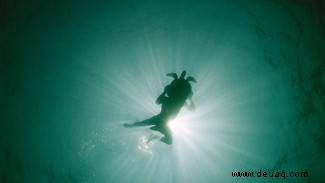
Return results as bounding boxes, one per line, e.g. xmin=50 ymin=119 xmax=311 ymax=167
xmin=123 ymin=123 xmax=134 ymax=128
xmin=160 ymin=137 xmax=172 ymax=145
xmin=150 ymin=125 xmax=162 ymax=131
xmin=149 ymin=125 xmax=158 ymax=131
xmin=146 ymin=133 xmax=161 ymax=143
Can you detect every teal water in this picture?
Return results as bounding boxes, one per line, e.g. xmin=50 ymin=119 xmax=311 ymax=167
xmin=1 ymin=0 xmax=324 ymax=182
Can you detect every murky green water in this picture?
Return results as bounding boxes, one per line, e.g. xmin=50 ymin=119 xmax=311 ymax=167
xmin=1 ymin=0 xmax=324 ymax=182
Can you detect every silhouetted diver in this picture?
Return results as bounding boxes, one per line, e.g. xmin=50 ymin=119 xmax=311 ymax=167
xmin=124 ymin=71 xmax=196 ymax=145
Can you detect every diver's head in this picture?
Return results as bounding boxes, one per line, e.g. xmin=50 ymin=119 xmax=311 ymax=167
xmin=165 ymin=70 xmax=196 ymax=99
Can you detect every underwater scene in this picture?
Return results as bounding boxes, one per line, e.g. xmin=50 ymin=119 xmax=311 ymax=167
xmin=1 ymin=0 xmax=324 ymax=182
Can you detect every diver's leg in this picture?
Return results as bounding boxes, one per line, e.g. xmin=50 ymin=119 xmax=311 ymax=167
xmin=152 ymin=125 xmax=172 ymax=145
xmin=160 ymin=128 xmax=172 ymax=145
xmin=123 ymin=116 xmax=159 ymax=128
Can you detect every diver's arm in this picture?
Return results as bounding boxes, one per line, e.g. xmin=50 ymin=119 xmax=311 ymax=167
xmin=185 ymin=97 xmax=195 ymax=111
xmin=188 ymin=97 xmax=195 ymax=111
xmin=155 ymin=91 xmax=167 ymax=104
xmin=186 ymin=90 xmax=195 ymax=111
xmin=156 ymin=85 xmax=170 ymax=104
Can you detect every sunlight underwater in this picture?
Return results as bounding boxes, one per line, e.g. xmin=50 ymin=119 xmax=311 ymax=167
xmin=87 ymin=40 xmax=280 ymax=182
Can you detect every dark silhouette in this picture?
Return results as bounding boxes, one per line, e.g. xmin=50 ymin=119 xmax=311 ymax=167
xmin=124 ymin=71 xmax=196 ymax=145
